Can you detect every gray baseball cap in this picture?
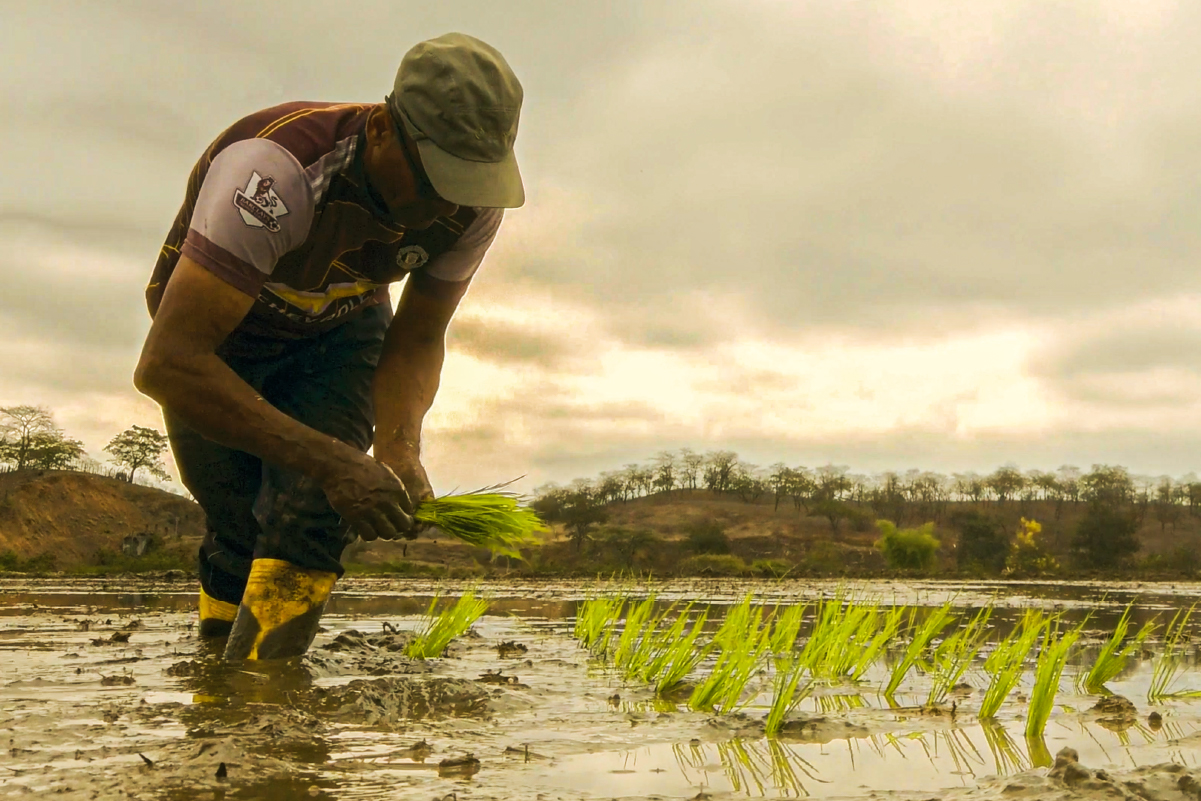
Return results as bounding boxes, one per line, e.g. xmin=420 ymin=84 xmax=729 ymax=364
xmin=387 ymin=33 xmax=524 ymax=209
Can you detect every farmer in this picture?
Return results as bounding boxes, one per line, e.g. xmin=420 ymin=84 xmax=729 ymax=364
xmin=134 ymin=33 xmax=524 ymax=661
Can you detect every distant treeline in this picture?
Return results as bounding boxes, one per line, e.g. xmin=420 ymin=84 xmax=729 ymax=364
xmin=531 ymin=450 xmax=1197 ymax=570
xmin=0 ymin=405 xmax=171 ymax=487
xmin=534 ymin=449 xmax=1195 ymax=525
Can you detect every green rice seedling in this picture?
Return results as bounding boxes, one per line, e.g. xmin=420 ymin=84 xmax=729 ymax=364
xmin=765 ymin=656 xmax=814 ymax=736
xmin=413 ymin=486 xmax=546 ymax=558
xmin=1025 ymin=621 xmax=1081 ymax=739
xmin=650 ymin=610 xmax=714 ymax=694
xmin=848 ymin=605 xmax=906 ymax=681
xmin=1148 ymin=604 xmax=1201 ymax=703
xmin=978 ymin=610 xmax=1046 ymax=720
xmin=611 ymin=595 xmax=659 ymax=675
xmin=768 ymin=603 xmax=807 ymax=654
xmin=883 ymin=602 xmax=955 ymax=699
xmin=690 ymin=611 xmax=770 ymax=713
xmin=574 ymin=592 xmax=627 ymax=654
xmin=406 ymin=590 xmax=489 ymax=659
xmin=927 ymin=606 xmax=993 ymax=706
xmin=713 ymin=593 xmax=758 ymax=651
xmin=1081 ymin=604 xmax=1157 ymax=695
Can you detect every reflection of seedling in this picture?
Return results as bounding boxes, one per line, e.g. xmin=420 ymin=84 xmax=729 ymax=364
xmin=981 ymin=720 xmax=1027 ymax=775
xmin=979 ymin=610 xmax=1046 ymax=720
xmin=884 ymin=603 xmax=955 ymax=699
xmin=1081 ymin=604 xmax=1156 ymax=695
xmin=406 ymin=591 xmax=489 ymax=659
xmin=1026 ymin=620 xmax=1081 ymax=739
xmin=1148 ymin=604 xmax=1201 ymax=703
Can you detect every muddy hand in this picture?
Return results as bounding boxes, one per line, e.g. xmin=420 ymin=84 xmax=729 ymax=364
xmin=322 ymin=451 xmax=416 ymax=541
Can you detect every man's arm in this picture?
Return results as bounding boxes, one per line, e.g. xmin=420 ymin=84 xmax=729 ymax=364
xmin=135 ymin=256 xmax=415 ymax=541
xmin=371 ymin=271 xmax=472 ymax=502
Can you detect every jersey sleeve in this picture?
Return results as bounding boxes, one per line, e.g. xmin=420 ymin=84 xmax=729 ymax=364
xmin=423 ymin=207 xmax=503 ymax=282
xmin=180 ymin=138 xmax=314 ymax=297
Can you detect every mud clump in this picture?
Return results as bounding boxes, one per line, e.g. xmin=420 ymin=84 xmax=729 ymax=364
xmin=1090 ymin=694 xmax=1139 ymax=732
xmin=964 ymin=748 xmax=1201 ymax=800
xmin=303 ymin=628 xmax=435 ymax=678
xmin=311 ymin=676 xmax=492 ymax=727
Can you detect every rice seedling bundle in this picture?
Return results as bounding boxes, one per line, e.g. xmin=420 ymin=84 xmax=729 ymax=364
xmin=978 ymin=610 xmax=1046 ymax=720
xmin=927 ymin=606 xmax=993 ymax=706
xmin=1081 ymin=604 xmax=1156 ymax=695
xmin=413 ymin=487 xmax=546 ymax=559
xmin=713 ymin=594 xmax=758 ymax=651
xmin=406 ymin=590 xmax=489 ymax=659
xmin=765 ymin=656 xmax=813 ymax=736
xmin=884 ymin=602 xmax=955 ymax=699
xmin=1148 ymin=604 xmax=1201 ymax=703
xmin=1025 ymin=621 xmax=1081 ymax=739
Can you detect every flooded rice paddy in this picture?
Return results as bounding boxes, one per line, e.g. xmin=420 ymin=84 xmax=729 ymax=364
xmin=6 ymin=578 xmax=1201 ymax=799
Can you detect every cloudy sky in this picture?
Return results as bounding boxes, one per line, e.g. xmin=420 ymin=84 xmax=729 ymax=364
xmin=5 ymin=0 xmax=1201 ymax=494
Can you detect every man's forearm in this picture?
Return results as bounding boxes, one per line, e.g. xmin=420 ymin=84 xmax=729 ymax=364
xmin=136 ymin=352 xmax=357 ymax=482
xmin=372 ymin=333 xmax=444 ymax=463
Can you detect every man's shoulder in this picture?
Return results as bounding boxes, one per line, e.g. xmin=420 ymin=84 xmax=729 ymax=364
xmin=212 ymin=101 xmax=372 ymax=169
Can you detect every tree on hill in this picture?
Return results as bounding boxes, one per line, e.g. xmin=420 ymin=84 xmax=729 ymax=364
xmin=105 ymin=425 xmax=171 ymax=484
xmin=0 ymin=405 xmax=85 ymax=471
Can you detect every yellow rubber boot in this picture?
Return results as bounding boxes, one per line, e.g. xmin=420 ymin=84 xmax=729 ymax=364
xmin=222 ymin=558 xmax=336 ymax=661
xmin=198 ymin=588 xmax=240 ymax=638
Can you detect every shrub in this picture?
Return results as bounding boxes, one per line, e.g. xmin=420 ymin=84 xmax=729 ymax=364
xmin=874 ymin=520 xmax=940 ymax=571
xmin=590 ymin=526 xmax=660 ymax=569
xmin=799 ymin=541 xmax=847 ymax=574
xmin=1006 ymin=517 xmax=1059 ymax=576
xmin=750 ymin=558 xmax=792 ymax=578
xmin=1071 ymin=505 xmax=1139 ymax=569
xmin=953 ymin=511 xmax=1008 ymax=573
xmin=677 ymin=554 xmax=747 ymax=576
xmin=0 ymin=550 xmax=57 ymax=573
xmin=684 ymin=520 xmax=730 ymax=555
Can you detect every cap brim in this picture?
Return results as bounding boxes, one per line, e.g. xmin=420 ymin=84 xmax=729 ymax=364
xmin=413 ymin=136 xmax=525 ymax=209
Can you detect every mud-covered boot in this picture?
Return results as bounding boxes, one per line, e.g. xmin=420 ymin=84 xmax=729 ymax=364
xmin=222 ymin=558 xmax=336 ymax=661
xmin=198 ymin=588 xmax=240 ymax=638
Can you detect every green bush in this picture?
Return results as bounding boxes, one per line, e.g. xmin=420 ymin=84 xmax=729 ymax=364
xmin=0 ymin=549 xmax=57 ymax=573
xmin=1071 ymin=504 xmax=1139 ymax=569
xmin=953 ymin=511 xmax=1008 ymax=573
xmin=874 ymin=520 xmax=941 ymax=571
xmin=677 ymin=554 xmax=747 ymax=576
xmin=799 ymin=541 xmax=847 ymax=574
xmin=590 ymin=526 xmax=660 ymax=568
xmin=750 ymin=558 xmax=792 ymax=578
xmin=684 ymin=520 xmax=730 ymax=555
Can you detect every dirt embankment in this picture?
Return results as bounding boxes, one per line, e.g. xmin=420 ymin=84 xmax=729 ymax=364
xmin=0 ymin=470 xmax=205 ymax=567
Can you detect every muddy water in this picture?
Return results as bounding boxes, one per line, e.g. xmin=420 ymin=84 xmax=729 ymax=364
xmin=4 ymin=577 xmax=1201 ymax=800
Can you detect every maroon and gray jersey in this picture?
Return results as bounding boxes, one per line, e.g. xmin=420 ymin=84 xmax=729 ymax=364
xmin=149 ymin=102 xmax=502 ymax=337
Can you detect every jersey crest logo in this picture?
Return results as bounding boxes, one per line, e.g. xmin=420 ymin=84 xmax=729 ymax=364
xmin=395 ymin=245 xmax=429 ymax=270
xmin=233 ymin=172 xmax=289 ymax=232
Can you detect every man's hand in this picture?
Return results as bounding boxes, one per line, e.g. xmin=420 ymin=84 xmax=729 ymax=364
xmin=322 ymin=451 xmax=418 ymax=542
